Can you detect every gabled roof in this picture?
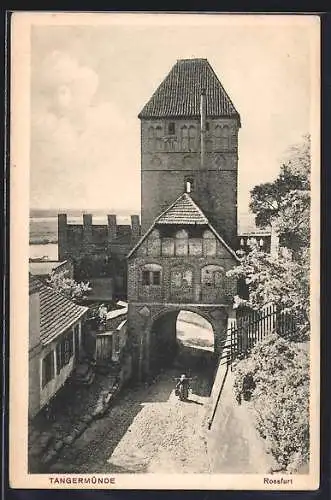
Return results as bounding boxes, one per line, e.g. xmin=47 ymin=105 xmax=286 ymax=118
xmin=138 ymin=58 xmax=240 ymax=120
xmin=38 ymin=282 xmax=88 ymax=345
xmin=127 ymin=193 xmax=239 ymax=261
xmin=29 ymin=274 xmax=42 ymax=295
xmin=157 ymin=192 xmax=209 ymax=225
xmin=29 ymin=260 xmax=67 ymax=277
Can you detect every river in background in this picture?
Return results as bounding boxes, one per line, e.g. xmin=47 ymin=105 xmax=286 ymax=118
xmin=29 ymin=214 xmax=134 ymax=261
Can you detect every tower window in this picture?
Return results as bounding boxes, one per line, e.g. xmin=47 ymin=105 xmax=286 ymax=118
xmin=184 ymin=176 xmax=194 ymax=193
xmin=168 ymin=122 xmax=175 ymax=135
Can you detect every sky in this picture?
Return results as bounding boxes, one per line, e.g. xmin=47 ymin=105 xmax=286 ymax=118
xmin=29 ymin=14 xmax=315 ymax=214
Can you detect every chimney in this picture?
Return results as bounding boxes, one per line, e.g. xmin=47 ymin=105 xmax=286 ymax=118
xmin=131 ymin=215 xmax=141 ymax=242
xmin=107 ymin=214 xmax=117 ymax=242
xmin=200 ymin=89 xmax=207 ymax=170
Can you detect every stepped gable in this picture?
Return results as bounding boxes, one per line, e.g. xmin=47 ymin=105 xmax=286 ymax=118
xmin=138 ymin=58 xmax=240 ymax=120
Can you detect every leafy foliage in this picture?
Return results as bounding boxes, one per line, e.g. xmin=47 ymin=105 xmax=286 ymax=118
xmin=228 ymin=135 xmax=311 ymax=340
xmin=229 ymin=247 xmax=310 ymax=340
xmin=233 ymin=334 xmax=310 ymax=472
xmin=249 ymin=135 xmax=310 ymax=252
xmin=47 ymin=270 xmax=92 ymax=302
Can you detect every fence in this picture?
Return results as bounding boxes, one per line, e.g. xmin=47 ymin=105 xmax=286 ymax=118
xmin=218 ymin=304 xmax=297 ymax=367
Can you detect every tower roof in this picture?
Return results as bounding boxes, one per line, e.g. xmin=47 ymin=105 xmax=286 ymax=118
xmin=138 ymin=58 xmax=240 ymax=121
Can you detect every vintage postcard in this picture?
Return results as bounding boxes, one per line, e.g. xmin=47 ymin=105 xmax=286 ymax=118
xmin=9 ymin=12 xmax=320 ymax=490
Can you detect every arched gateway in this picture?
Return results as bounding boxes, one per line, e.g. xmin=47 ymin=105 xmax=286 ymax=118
xmin=127 ymin=59 xmax=241 ymax=379
xmin=127 ymin=194 xmax=239 ymax=379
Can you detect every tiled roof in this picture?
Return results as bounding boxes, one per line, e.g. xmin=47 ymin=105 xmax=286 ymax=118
xmin=38 ymin=283 xmax=88 ymax=345
xmin=128 ymin=192 xmax=240 ymax=261
xmin=139 ymin=59 xmax=240 ymax=120
xmin=29 ymin=275 xmax=42 ymax=295
xmin=29 ymin=261 xmax=66 ymax=277
xmin=156 ymin=193 xmax=209 ymax=225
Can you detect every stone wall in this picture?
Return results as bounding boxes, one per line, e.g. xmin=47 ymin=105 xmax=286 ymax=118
xmin=58 ymin=214 xmax=141 ymax=262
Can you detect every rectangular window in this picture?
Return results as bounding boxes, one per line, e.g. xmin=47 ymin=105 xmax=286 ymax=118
xmin=142 ymin=270 xmax=150 ymax=285
xmin=42 ymin=351 xmax=55 ymax=388
xmin=168 ymin=122 xmax=175 ymax=135
xmin=152 ymin=271 xmax=161 ymax=285
xmin=56 ymin=331 xmax=74 ymax=373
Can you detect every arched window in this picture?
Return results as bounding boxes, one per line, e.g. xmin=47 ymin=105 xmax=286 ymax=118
xmin=203 ymin=230 xmax=217 ymax=256
xmin=155 ymin=126 xmax=163 ymax=151
xmin=175 ymin=229 xmax=188 ymax=256
xmin=201 ymin=265 xmax=224 ymax=287
xmin=215 ymin=125 xmax=222 ymax=149
xmin=181 ymin=125 xmax=188 ymax=150
xmin=220 ymin=125 xmax=229 ymax=150
xmin=170 ymin=265 xmax=193 ymax=298
xmin=259 ymin=238 xmax=264 ymax=247
xmin=147 ymin=229 xmax=161 ymax=256
xmin=206 ymin=139 xmax=213 ymax=152
xmin=148 ymin=126 xmax=154 ymax=150
xmin=141 ymin=263 xmax=162 ymax=286
xmin=188 ymin=125 xmax=196 ymax=150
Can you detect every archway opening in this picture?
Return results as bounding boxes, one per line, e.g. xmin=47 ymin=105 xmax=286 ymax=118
xmin=149 ymin=309 xmax=216 ymax=397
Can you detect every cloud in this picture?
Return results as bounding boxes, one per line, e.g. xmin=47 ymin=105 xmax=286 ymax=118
xmin=30 ymin=50 xmax=133 ymax=209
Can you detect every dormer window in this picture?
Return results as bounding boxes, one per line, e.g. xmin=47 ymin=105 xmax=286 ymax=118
xmin=168 ymin=122 xmax=175 ymax=135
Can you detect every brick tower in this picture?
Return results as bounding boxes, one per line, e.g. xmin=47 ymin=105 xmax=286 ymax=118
xmin=127 ymin=59 xmax=241 ymax=378
xmin=139 ymin=58 xmax=241 ymax=248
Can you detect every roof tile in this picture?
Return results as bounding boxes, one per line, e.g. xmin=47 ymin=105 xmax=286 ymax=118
xmin=38 ymin=283 xmax=88 ymax=345
xmin=156 ymin=193 xmax=209 ymax=225
xmin=139 ymin=59 xmax=240 ymax=120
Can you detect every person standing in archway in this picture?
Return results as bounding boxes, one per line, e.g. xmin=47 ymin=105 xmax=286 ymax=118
xmin=175 ymin=373 xmax=190 ymax=401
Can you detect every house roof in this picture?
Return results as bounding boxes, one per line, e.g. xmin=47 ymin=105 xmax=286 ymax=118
xmin=29 ymin=260 xmax=66 ymax=277
xmin=138 ymin=58 xmax=240 ymax=120
xmin=157 ymin=192 xmax=209 ymax=225
xmin=29 ymin=274 xmax=42 ymax=295
xmin=127 ymin=192 xmax=239 ymax=261
xmin=38 ymin=282 xmax=88 ymax=345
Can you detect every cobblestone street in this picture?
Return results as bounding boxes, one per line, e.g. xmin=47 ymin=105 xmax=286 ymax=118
xmin=49 ymin=347 xmax=215 ymax=474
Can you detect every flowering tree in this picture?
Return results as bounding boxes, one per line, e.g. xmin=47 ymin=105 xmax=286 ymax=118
xmin=47 ymin=270 xmax=92 ymax=303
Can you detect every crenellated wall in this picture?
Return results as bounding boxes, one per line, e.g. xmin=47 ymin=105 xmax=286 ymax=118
xmin=58 ymin=213 xmax=141 ymax=262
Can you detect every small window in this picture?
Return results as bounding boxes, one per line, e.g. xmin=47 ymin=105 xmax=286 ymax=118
xmin=142 ymin=270 xmax=150 ymax=285
xmin=168 ymin=122 xmax=175 ymax=135
xmin=142 ymin=269 xmax=161 ymax=286
xmin=206 ymin=122 xmax=210 ymax=131
xmin=56 ymin=331 xmax=74 ymax=373
xmin=153 ymin=271 xmax=161 ymax=285
xmin=184 ymin=176 xmax=194 ymax=193
xmin=42 ymin=351 xmax=55 ymax=388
